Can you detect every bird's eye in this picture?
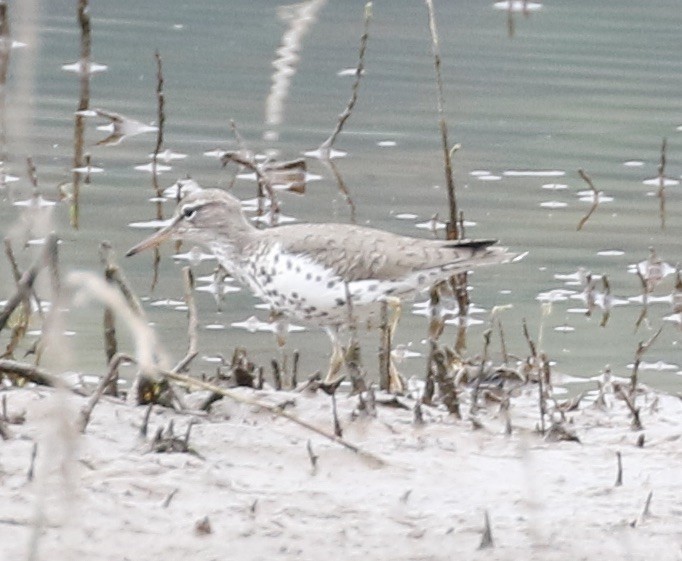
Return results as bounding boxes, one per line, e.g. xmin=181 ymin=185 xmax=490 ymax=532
xmin=181 ymin=205 xmax=197 ymax=220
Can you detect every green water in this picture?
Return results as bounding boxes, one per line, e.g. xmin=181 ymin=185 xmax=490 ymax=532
xmin=1 ymin=1 xmax=680 ymax=390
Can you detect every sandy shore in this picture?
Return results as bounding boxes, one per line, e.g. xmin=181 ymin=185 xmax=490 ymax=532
xmin=0 ymin=380 xmax=681 ymax=561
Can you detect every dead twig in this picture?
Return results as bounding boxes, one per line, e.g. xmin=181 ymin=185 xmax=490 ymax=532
xmin=657 ymin=138 xmax=666 ymax=230
xmin=99 ymin=241 xmax=145 ymax=393
xmin=321 ymin=157 xmax=356 ymax=223
xmin=78 ymin=353 xmax=134 ymax=433
xmin=0 ymin=3 xmax=10 ymax=188
xmin=490 ymin=314 xmax=508 ymax=366
xmin=163 ymin=370 xmax=385 ymax=466
xmin=99 ymin=242 xmax=119 ymax=392
xmin=150 ymin=50 xmax=166 ymax=291
xmin=379 ymin=301 xmax=391 ymax=391
xmin=617 ymin=386 xmax=643 ymax=431
xmin=313 ymin=2 xmax=371 ymax=221
xmin=318 ymin=2 xmax=370 ymax=152
xmin=634 ymin=266 xmax=649 ymax=331
xmin=0 ymin=234 xmax=59 ymax=332
xmin=424 ymin=0 xmax=458 ymax=239
xmin=0 ymin=359 xmax=75 ymax=390
xmin=70 ymin=0 xmax=91 ymax=229
xmin=576 ymin=168 xmax=600 ymax=231
xmin=630 ymin=326 xmax=663 ymax=394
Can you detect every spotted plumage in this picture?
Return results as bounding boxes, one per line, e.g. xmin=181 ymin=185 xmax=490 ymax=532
xmin=127 ymin=188 xmax=517 ymax=377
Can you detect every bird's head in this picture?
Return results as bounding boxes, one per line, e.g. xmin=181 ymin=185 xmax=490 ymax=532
xmin=126 ymin=188 xmax=251 ymax=257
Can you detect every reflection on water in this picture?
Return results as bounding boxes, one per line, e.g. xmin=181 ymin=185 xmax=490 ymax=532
xmin=0 ymin=1 xmax=680 ymax=391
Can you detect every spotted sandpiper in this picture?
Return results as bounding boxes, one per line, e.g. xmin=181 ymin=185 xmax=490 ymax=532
xmin=127 ymin=188 xmax=517 ymax=378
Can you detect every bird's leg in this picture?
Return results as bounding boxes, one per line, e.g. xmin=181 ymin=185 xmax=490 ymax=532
xmin=271 ymin=311 xmax=291 ymax=387
xmin=325 ymin=326 xmax=345 ymax=383
xmin=385 ymin=297 xmax=406 ymax=394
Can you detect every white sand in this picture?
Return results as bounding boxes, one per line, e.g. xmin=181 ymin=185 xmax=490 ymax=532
xmin=1 ymin=382 xmax=681 ymax=561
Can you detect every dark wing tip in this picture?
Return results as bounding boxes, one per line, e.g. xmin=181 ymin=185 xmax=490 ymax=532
xmin=443 ymin=238 xmax=498 ymax=250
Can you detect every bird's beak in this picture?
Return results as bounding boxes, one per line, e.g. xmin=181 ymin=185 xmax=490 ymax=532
xmin=125 ymin=217 xmax=179 ymax=257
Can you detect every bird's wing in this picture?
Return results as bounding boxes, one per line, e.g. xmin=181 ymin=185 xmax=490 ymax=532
xmin=266 ymin=223 xmax=503 ymax=282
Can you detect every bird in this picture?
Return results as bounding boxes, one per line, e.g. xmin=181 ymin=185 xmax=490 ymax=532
xmin=126 ymin=188 xmax=517 ymax=380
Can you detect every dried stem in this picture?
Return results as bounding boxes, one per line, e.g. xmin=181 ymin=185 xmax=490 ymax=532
xmin=424 ymin=0 xmax=458 ymax=239
xmin=657 ymin=137 xmax=666 ymax=230
xmin=378 ymin=301 xmax=391 ymax=391
xmin=70 ymin=0 xmax=91 ymax=229
xmin=331 ymin=392 xmax=342 ymax=437
xmin=630 ymin=325 xmax=663 ymax=394
xmin=164 ymin=370 xmax=385 ymax=466
xmin=222 ymin=122 xmax=280 ymax=223
xmin=576 ymin=168 xmax=600 ymax=231
xmin=99 ymin=243 xmax=119 ymax=391
xmin=319 ymin=2 xmax=371 ymax=151
xmin=496 ymin=316 xmax=509 ymax=365
xmin=150 ymin=51 xmax=166 ymax=291
xmin=0 ymin=358 xmax=66 ymax=389
xmin=634 ymin=267 xmax=649 ymax=331
xmin=617 ymin=386 xmax=643 ymax=430
xmin=314 ymin=3 xmax=371 ymax=221
xmin=26 ymin=156 xmax=38 ymax=189
xmin=0 ymin=3 xmax=10 ymax=187
xmin=0 ymin=234 xmax=59 ymax=332
xmin=78 ymin=353 xmax=135 ymax=432
xmin=321 ymin=157 xmax=356 ymax=223
xmin=2 ymin=240 xmax=32 ymax=358
xmin=151 ymin=51 xmax=165 ymax=197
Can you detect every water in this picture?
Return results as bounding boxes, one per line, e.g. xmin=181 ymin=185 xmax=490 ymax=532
xmin=0 ymin=1 xmax=680 ymax=391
